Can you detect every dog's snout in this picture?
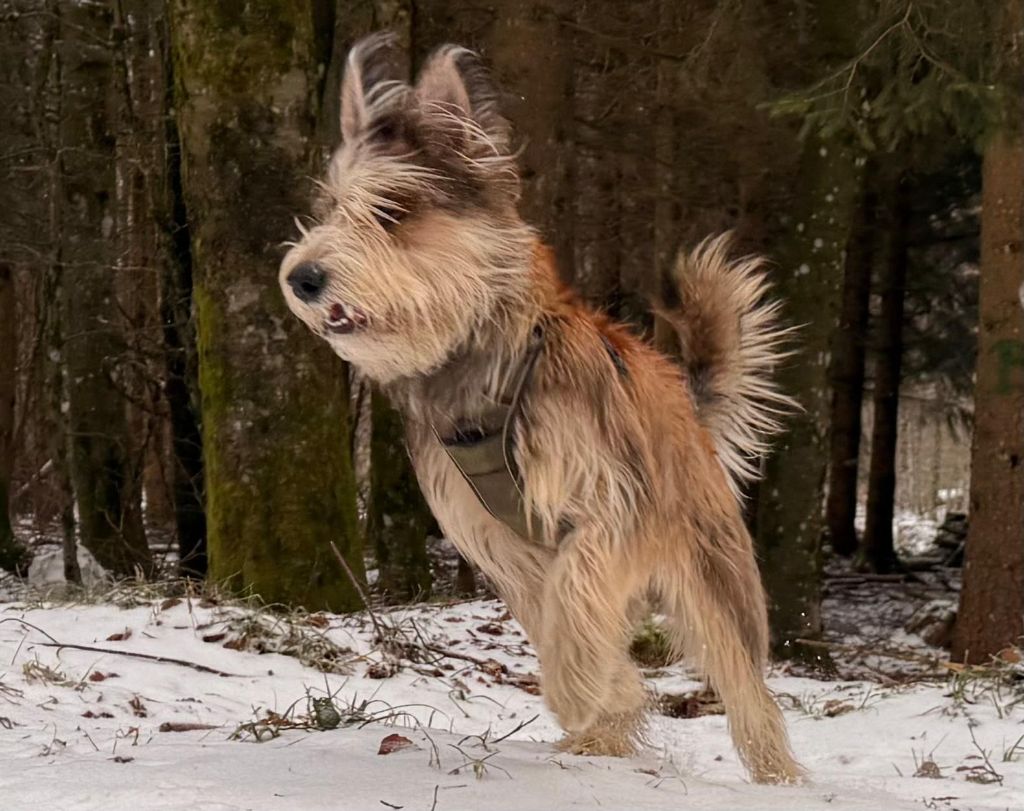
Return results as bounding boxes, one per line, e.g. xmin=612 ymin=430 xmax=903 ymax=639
xmin=287 ymin=262 xmax=326 ymax=303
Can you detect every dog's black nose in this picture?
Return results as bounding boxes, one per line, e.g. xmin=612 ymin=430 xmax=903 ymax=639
xmin=287 ymin=262 xmax=326 ymax=303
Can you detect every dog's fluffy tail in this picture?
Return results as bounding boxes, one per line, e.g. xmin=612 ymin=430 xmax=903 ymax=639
xmin=655 ymin=234 xmax=796 ymax=492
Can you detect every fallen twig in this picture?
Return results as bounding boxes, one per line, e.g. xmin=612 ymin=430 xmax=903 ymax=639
xmin=794 ymin=637 xmax=955 ymax=671
xmin=328 ymin=541 xmax=390 ymax=647
xmin=0 ymin=618 xmax=239 ymax=677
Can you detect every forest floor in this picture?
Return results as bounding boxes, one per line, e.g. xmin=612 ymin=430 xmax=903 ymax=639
xmin=1 ymin=563 xmax=1022 ymax=811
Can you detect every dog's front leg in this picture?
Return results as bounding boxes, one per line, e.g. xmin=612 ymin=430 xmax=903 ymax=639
xmin=536 ymin=527 xmax=645 ymax=737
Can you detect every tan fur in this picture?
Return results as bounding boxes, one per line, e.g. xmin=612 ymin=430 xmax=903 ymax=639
xmin=279 ymin=35 xmax=805 ymax=785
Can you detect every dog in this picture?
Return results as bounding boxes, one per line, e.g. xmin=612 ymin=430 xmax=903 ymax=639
xmin=279 ymin=33 xmax=804 ymax=784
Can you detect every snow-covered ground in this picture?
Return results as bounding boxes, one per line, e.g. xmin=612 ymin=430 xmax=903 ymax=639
xmin=1 ymin=589 xmax=1022 ymax=811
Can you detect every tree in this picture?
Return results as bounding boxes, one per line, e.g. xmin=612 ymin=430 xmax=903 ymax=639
xmin=952 ymin=1 xmax=1024 ymax=663
xmin=756 ymin=133 xmax=860 ymax=652
xmin=755 ymin=1 xmax=865 ymax=655
xmin=59 ymin=0 xmax=151 ymax=577
xmin=169 ymin=1 xmax=363 ymax=609
xmin=139 ymin=4 xmax=208 ymax=577
xmin=0 ymin=264 xmax=29 ymax=574
xmin=369 ymin=392 xmax=433 ymax=600
xmin=862 ymin=167 xmax=911 ymax=572
xmin=824 ymin=165 xmax=878 ymax=556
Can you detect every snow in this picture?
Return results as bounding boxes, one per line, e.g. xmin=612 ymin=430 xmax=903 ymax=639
xmin=853 ymin=505 xmax=943 ymax=557
xmin=1 ymin=593 xmax=1022 ymax=811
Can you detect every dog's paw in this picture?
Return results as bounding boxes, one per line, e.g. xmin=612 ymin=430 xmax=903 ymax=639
xmin=553 ymin=711 xmax=647 ymax=758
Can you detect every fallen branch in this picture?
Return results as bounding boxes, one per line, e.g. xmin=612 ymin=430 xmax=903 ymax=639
xmin=0 ymin=618 xmax=240 ymax=677
xmin=421 ymin=643 xmax=508 ymax=673
xmin=794 ymin=637 xmax=957 ymax=671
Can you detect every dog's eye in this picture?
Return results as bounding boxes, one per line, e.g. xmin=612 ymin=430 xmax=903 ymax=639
xmin=374 ymin=205 xmax=405 ymax=231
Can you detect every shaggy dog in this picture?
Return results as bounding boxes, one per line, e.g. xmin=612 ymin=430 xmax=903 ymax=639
xmin=280 ymin=33 xmax=804 ymax=784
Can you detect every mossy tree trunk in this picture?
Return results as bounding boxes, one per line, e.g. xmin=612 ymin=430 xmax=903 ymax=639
xmin=59 ymin=0 xmax=151 ymax=578
xmin=755 ymin=0 xmax=867 ymax=658
xmin=368 ymin=391 xmax=433 ymax=600
xmin=756 ymin=133 xmax=859 ymax=656
xmin=169 ymin=0 xmax=363 ymax=610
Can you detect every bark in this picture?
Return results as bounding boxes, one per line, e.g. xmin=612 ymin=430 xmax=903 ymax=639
xmin=755 ymin=0 xmax=866 ymax=658
xmin=485 ymin=0 xmax=575 ymax=279
xmin=952 ymin=128 xmax=1024 ymax=663
xmin=368 ymin=390 xmax=433 ymax=600
xmin=0 ymin=264 xmax=30 ymax=574
xmin=756 ymin=134 xmax=860 ymax=655
xmin=150 ymin=15 xmax=207 ymax=577
xmin=570 ymin=28 xmax=622 ymax=306
xmin=824 ymin=166 xmax=878 ymax=556
xmin=169 ymin=0 xmax=363 ymax=609
xmin=455 ymin=553 xmax=477 ymax=596
xmin=862 ymin=171 xmax=911 ymax=573
xmin=45 ymin=267 xmax=82 ymax=585
xmin=59 ymin=0 xmax=151 ymax=578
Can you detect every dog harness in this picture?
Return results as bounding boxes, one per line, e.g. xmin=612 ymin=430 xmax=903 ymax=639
xmin=435 ymin=324 xmax=627 ymax=545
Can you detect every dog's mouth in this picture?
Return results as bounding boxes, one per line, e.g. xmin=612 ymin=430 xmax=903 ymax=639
xmin=324 ymin=301 xmax=369 ymax=335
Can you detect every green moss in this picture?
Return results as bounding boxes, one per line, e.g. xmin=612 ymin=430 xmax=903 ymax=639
xmin=629 ymin=618 xmax=675 ymax=668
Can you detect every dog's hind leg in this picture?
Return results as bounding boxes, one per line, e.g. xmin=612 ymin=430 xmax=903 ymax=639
xmin=537 ymin=528 xmax=647 ymax=753
xmin=657 ymin=532 xmax=805 ymax=784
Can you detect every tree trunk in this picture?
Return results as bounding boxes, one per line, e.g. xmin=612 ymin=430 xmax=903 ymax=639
xmin=455 ymin=553 xmax=477 ymax=596
xmin=45 ymin=266 xmax=82 ymax=585
xmin=59 ymin=0 xmax=151 ymax=578
xmin=169 ymin=0 xmax=363 ymax=610
xmin=0 ymin=263 xmax=29 ymax=574
xmin=368 ymin=390 xmax=433 ymax=600
xmin=824 ymin=166 xmax=877 ymax=556
xmin=756 ymin=133 xmax=860 ymax=655
xmin=862 ymin=171 xmax=910 ymax=573
xmin=486 ymin=0 xmax=575 ymax=278
xmin=952 ymin=128 xmax=1024 ymax=663
xmin=149 ymin=15 xmax=207 ymax=577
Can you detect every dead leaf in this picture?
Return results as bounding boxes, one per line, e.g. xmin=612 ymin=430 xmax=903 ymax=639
xmin=377 ymin=733 xmax=415 ymax=755
xmin=822 ymin=699 xmax=855 ymax=718
xmin=106 ymin=629 xmax=132 ymax=642
xmin=81 ymin=710 xmax=115 ymax=719
xmin=128 ymin=696 xmax=148 ymax=718
xmin=110 ymin=756 xmax=134 ymax=764
xmin=367 ymin=661 xmax=397 ymax=679
xmin=202 ymin=632 xmax=227 ymax=643
xmin=659 ymin=689 xmax=725 ymax=719
xmin=88 ymin=671 xmax=118 ymax=682
xmin=476 ymin=622 xmax=504 ymax=636
xmin=160 ymin=597 xmax=182 ymax=611
xmin=479 ymin=659 xmax=507 ymax=678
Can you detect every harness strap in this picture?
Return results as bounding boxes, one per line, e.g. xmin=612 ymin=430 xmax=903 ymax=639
xmin=435 ymin=326 xmax=552 ymax=543
xmin=435 ymin=325 xmax=627 ymax=545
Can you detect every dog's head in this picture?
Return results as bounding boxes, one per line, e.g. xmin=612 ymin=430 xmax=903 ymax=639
xmin=280 ymin=34 xmax=533 ymax=382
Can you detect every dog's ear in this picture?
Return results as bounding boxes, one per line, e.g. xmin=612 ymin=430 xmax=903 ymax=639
xmin=415 ymin=45 xmax=512 ymax=155
xmin=341 ymin=32 xmax=405 ymax=144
